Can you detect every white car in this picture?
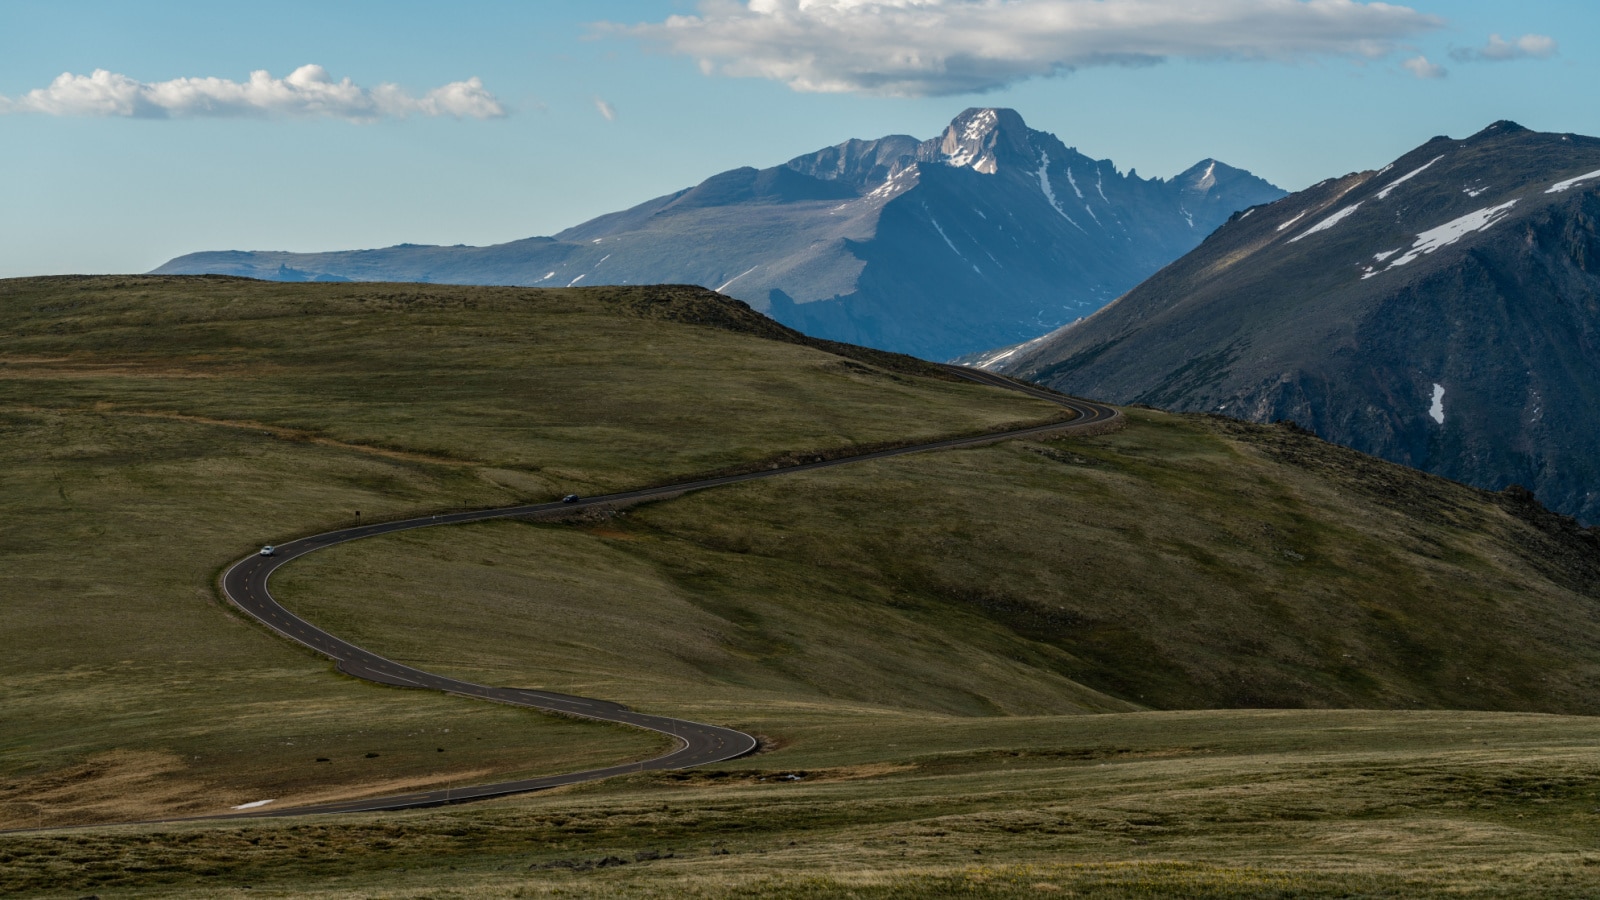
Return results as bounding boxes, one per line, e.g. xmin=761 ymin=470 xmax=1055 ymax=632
xmin=259 ymin=545 xmax=276 ymax=557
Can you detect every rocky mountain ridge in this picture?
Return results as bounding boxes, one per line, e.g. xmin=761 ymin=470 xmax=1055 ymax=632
xmin=153 ymin=108 xmax=1283 ymax=360
xmin=988 ymin=121 xmax=1600 ymax=523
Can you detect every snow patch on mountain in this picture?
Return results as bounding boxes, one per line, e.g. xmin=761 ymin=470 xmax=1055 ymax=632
xmin=716 ymin=265 xmax=759 ymax=293
xmin=928 ymin=212 xmax=978 ymax=274
xmin=1066 ymin=167 xmax=1084 ymax=199
xmin=1547 ymin=168 xmax=1600 ymax=194
xmin=1379 ymin=199 xmax=1520 ymax=273
xmin=963 ymin=109 xmax=997 ymax=143
xmin=1376 ymin=156 xmax=1443 ymax=200
xmin=1276 ymin=210 xmax=1309 ymax=233
xmin=944 ymin=109 xmax=999 ymax=172
xmin=1065 ymin=169 xmax=1101 ymax=222
xmin=1289 ymin=203 xmax=1362 ymax=243
xmin=1036 ymin=153 xmax=1086 ymax=232
xmin=861 ymin=165 xmax=919 ymax=205
xmin=970 ymin=331 xmax=1054 ymax=371
xmin=1429 ymin=384 xmax=1446 ymax=425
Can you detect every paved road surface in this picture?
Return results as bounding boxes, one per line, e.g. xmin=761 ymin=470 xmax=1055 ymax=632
xmin=206 ymin=364 xmax=1118 ymax=820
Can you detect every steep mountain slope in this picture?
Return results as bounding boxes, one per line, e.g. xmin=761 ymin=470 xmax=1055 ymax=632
xmin=992 ymin=122 xmax=1600 ymax=523
xmin=153 ymin=108 xmax=1282 ymax=360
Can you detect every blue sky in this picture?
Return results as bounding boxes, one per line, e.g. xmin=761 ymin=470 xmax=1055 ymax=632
xmin=1 ymin=0 xmax=1590 ymax=277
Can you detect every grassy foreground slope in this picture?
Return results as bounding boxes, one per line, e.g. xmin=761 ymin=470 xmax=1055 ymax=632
xmin=9 ymin=710 xmax=1600 ymax=897
xmin=0 ymin=276 xmax=1058 ymax=829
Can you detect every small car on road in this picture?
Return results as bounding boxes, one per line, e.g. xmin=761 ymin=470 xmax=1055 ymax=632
xmin=562 ymin=494 xmax=581 ymax=504
xmin=259 ymin=545 xmax=276 ymax=557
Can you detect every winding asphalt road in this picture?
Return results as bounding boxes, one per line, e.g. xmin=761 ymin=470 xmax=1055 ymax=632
xmin=213 ymin=364 xmax=1118 ymax=820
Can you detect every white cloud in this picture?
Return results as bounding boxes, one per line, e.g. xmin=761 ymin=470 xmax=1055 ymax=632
xmin=613 ymin=0 xmax=1446 ymax=97
xmin=1450 ymin=33 xmax=1558 ymax=63
xmin=1402 ymin=55 xmax=1446 ymax=79
xmin=0 ymin=65 xmax=505 ymax=121
xmin=594 ymin=97 xmax=618 ymax=121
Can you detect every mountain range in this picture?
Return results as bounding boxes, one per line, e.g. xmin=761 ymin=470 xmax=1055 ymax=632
xmin=153 ymin=108 xmax=1283 ymax=360
xmin=986 ymin=121 xmax=1600 ymax=524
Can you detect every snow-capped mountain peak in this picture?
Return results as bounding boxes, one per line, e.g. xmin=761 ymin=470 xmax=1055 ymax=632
xmin=154 ymin=107 xmax=1283 ymax=361
xmin=936 ymin=107 xmax=1034 ymax=174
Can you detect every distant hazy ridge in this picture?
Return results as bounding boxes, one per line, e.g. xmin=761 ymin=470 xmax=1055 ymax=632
xmin=153 ymin=108 xmax=1283 ymax=360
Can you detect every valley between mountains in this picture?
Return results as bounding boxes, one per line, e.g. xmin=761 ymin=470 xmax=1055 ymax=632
xmin=6 ymin=277 xmax=1600 ymax=897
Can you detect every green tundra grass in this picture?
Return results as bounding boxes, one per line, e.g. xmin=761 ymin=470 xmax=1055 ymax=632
xmin=8 ymin=710 xmax=1600 ymax=897
xmin=3 ymin=276 xmax=1600 ymax=897
xmin=0 ymin=276 xmax=1054 ymax=829
xmin=275 ymin=408 xmax=1600 ymax=724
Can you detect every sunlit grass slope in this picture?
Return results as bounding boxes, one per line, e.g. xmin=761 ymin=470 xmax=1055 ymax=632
xmin=277 ymin=408 xmax=1600 ymax=722
xmin=0 ymin=275 xmax=1060 ymax=828
xmin=9 ymin=710 xmax=1600 ymax=897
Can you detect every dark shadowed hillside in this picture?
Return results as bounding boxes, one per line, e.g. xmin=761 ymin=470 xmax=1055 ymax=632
xmin=992 ymin=121 xmax=1600 ymax=523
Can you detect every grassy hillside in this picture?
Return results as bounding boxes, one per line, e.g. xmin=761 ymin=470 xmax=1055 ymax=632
xmin=0 ymin=276 xmax=1058 ymax=829
xmin=7 ymin=275 xmax=1600 ymax=897
xmin=8 ymin=710 xmax=1600 ymax=897
xmin=274 ymin=408 xmax=1600 ymax=726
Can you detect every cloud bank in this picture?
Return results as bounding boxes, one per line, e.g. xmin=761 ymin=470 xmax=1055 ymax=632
xmin=1450 ymin=33 xmax=1558 ymax=63
xmin=617 ymin=0 xmax=1446 ymax=96
xmin=0 ymin=65 xmax=505 ymax=121
xmin=1402 ymin=55 xmax=1445 ymax=79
